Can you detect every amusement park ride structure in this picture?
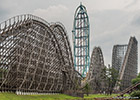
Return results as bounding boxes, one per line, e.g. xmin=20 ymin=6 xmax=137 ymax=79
xmin=0 ymin=3 xmax=138 ymax=94
xmin=72 ymin=3 xmax=90 ymax=77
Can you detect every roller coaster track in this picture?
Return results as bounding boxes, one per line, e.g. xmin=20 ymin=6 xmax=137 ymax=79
xmin=83 ymin=47 xmax=105 ymax=93
xmin=0 ymin=14 xmax=80 ymax=93
xmin=119 ymin=82 xmax=140 ymax=96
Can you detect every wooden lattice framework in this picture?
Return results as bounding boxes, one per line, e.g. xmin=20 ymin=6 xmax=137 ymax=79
xmin=87 ymin=47 xmax=105 ymax=93
xmin=0 ymin=14 xmax=79 ymax=93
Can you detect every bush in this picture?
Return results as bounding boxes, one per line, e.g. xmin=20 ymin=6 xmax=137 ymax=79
xmin=130 ymin=90 xmax=140 ymax=99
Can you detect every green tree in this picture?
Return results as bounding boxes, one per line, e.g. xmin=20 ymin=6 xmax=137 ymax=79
xmin=101 ymin=65 xmax=120 ymax=95
xmin=83 ymin=83 xmax=90 ymax=96
xmin=131 ymin=73 xmax=140 ymax=89
xmin=129 ymin=73 xmax=140 ymax=99
xmin=130 ymin=90 xmax=140 ymax=99
xmin=132 ymin=73 xmax=140 ymax=84
xmin=132 ymin=78 xmax=140 ymax=84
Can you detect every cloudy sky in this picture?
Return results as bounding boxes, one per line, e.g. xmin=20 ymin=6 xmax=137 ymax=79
xmin=0 ymin=0 xmax=140 ymax=72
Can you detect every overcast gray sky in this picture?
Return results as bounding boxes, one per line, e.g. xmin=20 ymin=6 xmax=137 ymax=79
xmin=0 ymin=0 xmax=140 ymax=72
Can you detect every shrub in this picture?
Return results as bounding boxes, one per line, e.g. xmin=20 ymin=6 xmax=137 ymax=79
xmin=130 ymin=90 xmax=140 ymax=99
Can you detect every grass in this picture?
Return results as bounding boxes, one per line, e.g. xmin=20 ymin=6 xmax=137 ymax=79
xmin=0 ymin=92 xmax=80 ymax=100
xmin=0 ymin=92 xmax=130 ymax=100
xmin=84 ymin=93 xmax=130 ymax=99
xmin=84 ymin=94 xmax=118 ymax=99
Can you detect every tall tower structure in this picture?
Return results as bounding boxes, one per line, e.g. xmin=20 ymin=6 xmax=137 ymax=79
xmin=72 ymin=3 xmax=90 ymax=77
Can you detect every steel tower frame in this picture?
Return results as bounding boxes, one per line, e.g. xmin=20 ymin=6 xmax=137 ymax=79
xmin=72 ymin=3 xmax=90 ymax=77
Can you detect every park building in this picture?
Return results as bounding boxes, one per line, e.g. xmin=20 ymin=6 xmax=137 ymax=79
xmin=112 ymin=37 xmax=138 ymax=91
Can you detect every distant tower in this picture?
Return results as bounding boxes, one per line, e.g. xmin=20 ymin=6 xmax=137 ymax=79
xmin=72 ymin=3 xmax=90 ymax=77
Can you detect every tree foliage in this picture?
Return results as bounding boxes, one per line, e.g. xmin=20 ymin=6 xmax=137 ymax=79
xmin=101 ymin=66 xmax=120 ymax=95
xmin=131 ymin=73 xmax=140 ymax=89
xmin=83 ymin=83 xmax=90 ymax=96
xmin=129 ymin=73 xmax=140 ymax=98
xmin=132 ymin=78 xmax=140 ymax=84
xmin=132 ymin=73 xmax=140 ymax=84
xmin=130 ymin=90 xmax=140 ymax=99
